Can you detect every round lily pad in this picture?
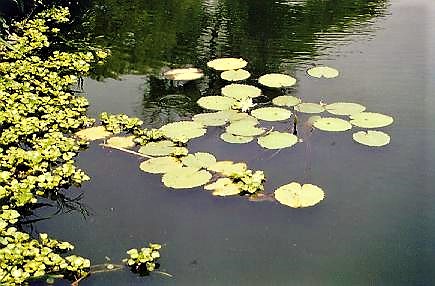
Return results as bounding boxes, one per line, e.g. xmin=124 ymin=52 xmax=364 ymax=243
xmin=307 ymin=66 xmax=339 ymax=78
xmin=204 ymin=178 xmax=242 ymax=196
xmin=106 ymin=136 xmax=135 ymax=149
xmin=220 ymin=132 xmax=254 ymax=144
xmin=258 ymin=73 xmax=297 ymax=88
xmin=207 ymin=161 xmax=247 ymax=176
xmin=274 ymin=182 xmax=325 ymax=208
xmin=181 ymin=152 xmax=216 ymax=169
xmin=163 ymin=68 xmax=203 ymax=81
xmin=207 ymin=58 xmax=248 ymax=71
xmin=272 ymin=95 xmax=301 ymax=107
xmin=352 ymin=130 xmax=390 ymax=147
xmin=160 ymin=121 xmax=206 ymax=142
xmin=325 ymin=102 xmax=366 ymax=116
xmin=197 ymin=96 xmax=236 ymax=111
xmin=294 ymin=103 xmax=325 ymax=114
xmin=313 ymin=117 xmax=352 ymax=132
xmin=221 ymin=84 xmax=262 ymax=100
xmin=162 ymin=167 xmax=212 ymax=189
xmin=251 ymin=107 xmax=292 ymax=121
xmin=75 ymin=126 xmax=111 ymax=141
xmin=257 ymin=131 xmax=298 ymax=149
xmin=221 ymin=69 xmax=251 ymax=81
xmin=139 ymin=157 xmax=183 ymax=174
xmin=192 ymin=112 xmax=228 ymax=126
xmin=350 ymin=112 xmax=394 ymax=128
xmin=226 ymin=120 xmax=264 ymax=136
xmin=138 ymin=140 xmax=188 ymax=156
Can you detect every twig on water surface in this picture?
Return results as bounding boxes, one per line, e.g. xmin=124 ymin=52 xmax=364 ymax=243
xmin=100 ymin=143 xmax=154 ymax=159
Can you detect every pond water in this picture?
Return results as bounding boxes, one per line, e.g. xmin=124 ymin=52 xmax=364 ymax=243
xmin=33 ymin=0 xmax=435 ymax=285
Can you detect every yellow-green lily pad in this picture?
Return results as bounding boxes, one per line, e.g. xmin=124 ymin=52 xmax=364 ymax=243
xmin=257 ymin=131 xmax=298 ymax=149
xmin=350 ymin=112 xmax=394 ymax=128
xmin=75 ymin=126 xmax=111 ymax=141
xmin=204 ymin=178 xmax=242 ymax=196
xmin=352 ymin=130 xmax=390 ymax=147
xmin=181 ymin=152 xmax=216 ymax=169
xmin=139 ymin=157 xmax=183 ymax=174
xmin=197 ymin=96 xmax=236 ymax=111
xmin=207 ymin=58 xmax=248 ymax=71
xmin=221 ymin=84 xmax=262 ymax=100
xmin=272 ymin=95 xmax=301 ymax=107
xmin=221 ymin=69 xmax=251 ymax=81
xmin=307 ymin=66 xmax=339 ymax=78
xmin=163 ymin=68 xmax=203 ymax=81
xmin=294 ymin=103 xmax=325 ymax=114
xmin=106 ymin=135 xmax=136 ymax=149
xmin=160 ymin=121 xmax=206 ymax=142
xmin=162 ymin=167 xmax=212 ymax=189
xmin=325 ymin=102 xmax=366 ymax=116
xmin=274 ymin=182 xmax=325 ymax=208
xmin=207 ymin=161 xmax=247 ymax=176
xmin=220 ymin=132 xmax=254 ymax=144
xmin=138 ymin=140 xmax=188 ymax=156
xmin=313 ymin=117 xmax=352 ymax=132
xmin=226 ymin=120 xmax=264 ymax=136
xmin=192 ymin=112 xmax=228 ymax=126
xmin=251 ymin=107 xmax=292 ymax=121
xmin=258 ymin=73 xmax=297 ymax=88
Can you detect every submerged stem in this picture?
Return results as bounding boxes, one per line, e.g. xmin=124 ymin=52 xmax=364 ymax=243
xmin=100 ymin=144 xmax=154 ymax=159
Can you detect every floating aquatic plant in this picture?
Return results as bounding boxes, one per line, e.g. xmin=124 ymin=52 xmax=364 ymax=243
xmin=75 ymin=126 xmax=112 ymax=141
xmin=221 ymin=84 xmax=262 ymax=100
xmin=162 ymin=167 xmax=212 ymax=189
xmin=251 ymin=107 xmax=292 ymax=122
xmin=325 ymin=102 xmax=366 ymax=116
xmin=220 ymin=133 xmax=254 ymax=144
xmin=349 ymin=112 xmax=394 ymax=128
xmin=258 ymin=73 xmax=297 ymax=88
xmin=193 ymin=112 xmax=228 ymax=126
xmin=160 ymin=121 xmax=206 ymax=143
xmin=207 ymin=58 xmax=248 ymax=71
xmin=204 ymin=178 xmax=242 ymax=196
xmin=274 ymin=182 xmax=325 ymax=208
xmin=181 ymin=152 xmax=217 ymax=169
xmin=207 ymin=161 xmax=247 ymax=177
xmin=138 ymin=140 xmax=188 ymax=157
xmin=257 ymin=131 xmax=298 ymax=149
xmin=139 ymin=157 xmax=183 ymax=174
xmin=352 ymin=130 xmax=391 ymax=147
xmin=123 ymin=243 xmax=162 ymax=274
xmin=226 ymin=120 xmax=265 ymax=137
xmin=106 ymin=136 xmax=136 ymax=149
xmin=197 ymin=96 xmax=236 ymax=111
xmin=272 ymin=95 xmax=301 ymax=107
xmin=307 ymin=66 xmax=339 ymax=78
xmin=220 ymin=69 xmax=251 ymax=81
xmin=313 ymin=117 xmax=352 ymax=132
xmin=294 ymin=102 xmax=325 ymax=114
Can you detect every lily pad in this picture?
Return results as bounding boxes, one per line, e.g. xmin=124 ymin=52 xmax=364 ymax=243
xmin=204 ymin=178 xmax=242 ymax=196
xmin=257 ymin=131 xmax=298 ymax=149
xmin=75 ymin=126 xmax=111 ymax=141
xmin=313 ymin=117 xmax=352 ymax=132
xmin=163 ymin=68 xmax=203 ymax=81
xmin=325 ymin=102 xmax=366 ymax=116
xmin=352 ymin=130 xmax=391 ymax=147
xmin=258 ymin=73 xmax=297 ymax=88
xmin=349 ymin=112 xmax=394 ymax=128
xmin=181 ymin=152 xmax=217 ymax=169
xmin=272 ymin=95 xmax=301 ymax=107
xmin=106 ymin=136 xmax=136 ymax=149
xmin=221 ymin=69 xmax=251 ymax=81
xmin=138 ymin=140 xmax=188 ymax=156
xmin=226 ymin=120 xmax=264 ymax=136
xmin=197 ymin=96 xmax=236 ymax=111
xmin=251 ymin=107 xmax=292 ymax=121
xmin=162 ymin=167 xmax=212 ymax=189
xmin=221 ymin=84 xmax=262 ymax=100
xmin=294 ymin=103 xmax=325 ymax=114
xmin=208 ymin=161 xmax=247 ymax=176
xmin=160 ymin=121 xmax=206 ymax=142
xmin=192 ymin=112 xmax=228 ymax=126
xmin=307 ymin=66 xmax=339 ymax=78
xmin=139 ymin=157 xmax=183 ymax=174
xmin=207 ymin=58 xmax=248 ymax=71
xmin=220 ymin=132 xmax=254 ymax=144
xmin=274 ymin=182 xmax=325 ymax=208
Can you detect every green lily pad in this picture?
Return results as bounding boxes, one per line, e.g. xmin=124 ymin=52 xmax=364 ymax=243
xmin=349 ymin=112 xmax=394 ymax=128
xmin=75 ymin=126 xmax=111 ymax=141
xmin=257 ymin=131 xmax=298 ymax=149
xmin=251 ymin=107 xmax=292 ymax=121
xmin=138 ymin=140 xmax=188 ymax=156
xmin=160 ymin=121 xmax=206 ymax=142
xmin=207 ymin=58 xmax=248 ymax=71
xmin=258 ymin=73 xmax=297 ymax=88
xmin=221 ymin=69 xmax=251 ymax=81
xmin=192 ymin=112 xmax=228 ymax=126
xmin=163 ymin=68 xmax=203 ymax=81
xmin=307 ymin=66 xmax=339 ymax=78
xmin=139 ymin=157 xmax=183 ymax=174
xmin=274 ymin=182 xmax=325 ymax=208
xmin=272 ymin=95 xmax=301 ymax=107
xmin=352 ymin=130 xmax=391 ymax=147
xmin=181 ymin=152 xmax=216 ymax=169
xmin=294 ymin=103 xmax=325 ymax=114
xmin=220 ymin=132 xmax=254 ymax=144
xmin=208 ymin=161 xmax=247 ymax=176
xmin=162 ymin=167 xmax=212 ymax=189
xmin=325 ymin=102 xmax=366 ymax=116
xmin=197 ymin=96 xmax=236 ymax=111
xmin=204 ymin=178 xmax=242 ymax=196
xmin=221 ymin=84 xmax=262 ymax=100
xmin=226 ymin=120 xmax=264 ymax=136
xmin=106 ymin=136 xmax=136 ymax=149
xmin=313 ymin=117 xmax=352 ymax=132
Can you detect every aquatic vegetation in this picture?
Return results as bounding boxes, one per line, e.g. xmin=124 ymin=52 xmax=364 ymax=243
xmin=197 ymin=96 xmax=236 ymax=111
xmin=204 ymin=178 xmax=242 ymax=196
xmin=325 ymin=102 xmax=366 ymax=116
xmin=159 ymin=121 xmax=206 ymax=143
xmin=162 ymin=167 xmax=212 ymax=189
xmin=312 ymin=117 xmax=352 ymax=132
xmin=257 ymin=131 xmax=298 ymax=149
xmin=163 ymin=68 xmax=203 ymax=81
xmin=193 ymin=112 xmax=230 ymax=126
xmin=106 ymin=136 xmax=136 ymax=149
xmin=139 ymin=157 xmax=183 ymax=174
xmin=274 ymin=182 xmax=325 ymax=208
xmin=221 ymin=84 xmax=262 ymax=100
xmin=251 ymin=107 xmax=292 ymax=121
xmin=207 ymin=58 xmax=248 ymax=71
xmin=75 ymin=126 xmax=112 ymax=141
xmin=181 ymin=152 xmax=216 ymax=169
xmin=294 ymin=102 xmax=325 ymax=114
xmin=221 ymin=69 xmax=251 ymax=81
xmin=352 ymin=130 xmax=391 ymax=147
xmin=226 ymin=120 xmax=265 ymax=137
xmin=307 ymin=66 xmax=339 ymax=78
xmin=349 ymin=112 xmax=394 ymax=128
xmin=220 ymin=133 xmax=254 ymax=144
xmin=123 ymin=243 xmax=162 ymax=273
xmin=258 ymin=73 xmax=297 ymax=88
xmin=100 ymin=112 xmax=144 ymax=134
xmin=272 ymin=95 xmax=301 ymax=107
xmin=138 ymin=140 xmax=188 ymax=157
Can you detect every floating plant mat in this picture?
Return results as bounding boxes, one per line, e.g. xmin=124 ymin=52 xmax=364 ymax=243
xmin=139 ymin=157 xmax=183 ymax=174
xmin=349 ymin=112 xmax=394 ymax=128
xmin=257 ymin=131 xmax=298 ymax=149
xmin=139 ymin=140 xmax=188 ymax=157
xmin=220 ymin=132 xmax=254 ymax=144
xmin=352 ymin=130 xmax=391 ymax=147
xmin=294 ymin=103 xmax=325 ymax=114
xmin=197 ymin=96 xmax=236 ymax=111
xmin=274 ymin=182 xmax=325 ymax=208
xmin=272 ymin=95 xmax=301 ymax=107
xmin=313 ymin=117 xmax=352 ymax=132
xmin=106 ymin=136 xmax=136 ymax=149
xmin=307 ymin=66 xmax=339 ymax=78
xmin=207 ymin=58 xmax=248 ymax=71
xmin=325 ymin=102 xmax=366 ymax=116
xmin=162 ymin=167 xmax=212 ymax=189
xmin=75 ymin=126 xmax=111 ymax=141
xmin=221 ymin=69 xmax=251 ymax=81
xmin=204 ymin=178 xmax=242 ymax=196
xmin=163 ymin=68 xmax=203 ymax=81
xmin=258 ymin=73 xmax=297 ymax=88
xmin=160 ymin=121 xmax=206 ymax=142
xmin=251 ymin=107 xmax=292 ymax=121
xmin=221 ymin=84 xmax=262 ymax=100
xmin=181 ymin=152 xmax=216 ymax=169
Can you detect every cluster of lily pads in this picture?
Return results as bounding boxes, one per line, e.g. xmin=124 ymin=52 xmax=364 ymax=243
xmin=122 ymin=243 xmax=162 ymax=274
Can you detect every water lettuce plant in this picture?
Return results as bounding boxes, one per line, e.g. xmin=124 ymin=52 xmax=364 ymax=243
xmin=123 ymin=243 xmax=162 ymax=274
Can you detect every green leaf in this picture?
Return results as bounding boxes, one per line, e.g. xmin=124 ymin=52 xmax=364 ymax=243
xmin=139 ymin=157 xmax=183 ymax=174
xmin=274 ymin=182 xmax=325 ymax=208
xmin=251 ymin=107 xmax=292 ymax=121
xmin=162 ymin=167 xmax=212 ymax=189
xmin=313 ymin=117 xmax=352 ymax=132
xmin=221 ymin=84 xmax=262 ymax=100
xmin=352 ymin=130 xmax=391 ymax=146
xmin=204 ymin=178 xmax=242 ymax=196
xmin=272 ymin=95 xmax=301 ymax=107
xmin=325 ymin=102 xmax=366 ymax=116
xmin=307 ymin=66 xmax=339 ymax=78
xmin=226 ymin=120 xmax=265 ymax=137
xmin=181 ymin=152 xmax=216 ymax=169
xmin=294 ymin=103 xmax=325 ymax=114
xmin=207 ymin=161 xmax=247 ymax=176
xmin=220 ymin=69 xmax=251 ymax=81
xmin=197 ymin=96 xmax=236 ymax=111
xmin=106 ymin=136 xmax=136 ymax=148
xmin=207 ymin=58 xmax=248 ymax=71
xmin=75 ymin=126 xmax=111 ymax=141
xmin=138 ymin=140 xmax=188 ymax=156
xmin=220 ymin=132 xmax=254 ymax=144
xmin=258 ymin=73 xmax=296 ymax=88
xmin=160 ymin=121 xmax=206 ymax=142
xmin=350 ymin=112 xmax=394 ymax=128
xmin=257 ymin=131 xmax=298 ymax=149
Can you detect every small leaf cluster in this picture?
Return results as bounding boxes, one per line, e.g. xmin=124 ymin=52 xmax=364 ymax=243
xmin=99 ymin=112 xmax=143 ymax=134
xmin=229 ymin=169 xmax=265 ymax=194
xmin=122 ymin=243 xmax=162 ymax=274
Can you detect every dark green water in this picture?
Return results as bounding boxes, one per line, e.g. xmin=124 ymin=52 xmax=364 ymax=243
xmin=33 ymin=0 xmax=435 ymax=285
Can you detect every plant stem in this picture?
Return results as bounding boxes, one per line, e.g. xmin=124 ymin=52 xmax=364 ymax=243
xmin=100 ymin=144 xmax=154 ymax=159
